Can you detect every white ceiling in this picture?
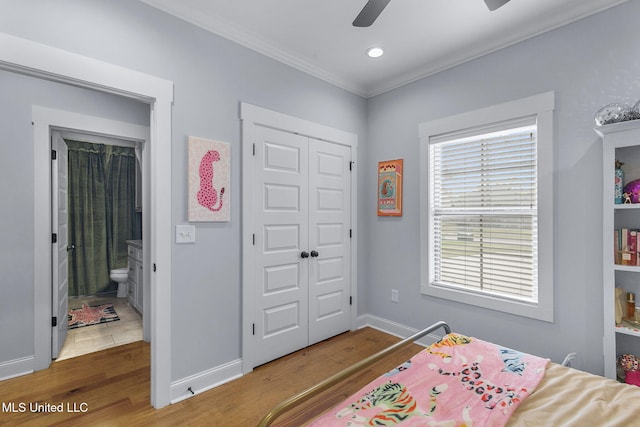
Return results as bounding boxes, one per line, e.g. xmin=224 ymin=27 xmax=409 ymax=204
xmin=140 ymin=0 xmax=628 ymax=98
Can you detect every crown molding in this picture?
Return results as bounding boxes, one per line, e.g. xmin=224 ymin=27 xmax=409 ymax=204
xmin=140 ymin=0 xmax=368 ymax=97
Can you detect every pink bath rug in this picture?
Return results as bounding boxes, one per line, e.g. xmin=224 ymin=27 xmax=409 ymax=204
xmin=68 ymin=303 xmax=120 ymax=329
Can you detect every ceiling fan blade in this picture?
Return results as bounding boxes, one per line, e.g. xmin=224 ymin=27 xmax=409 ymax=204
xmin=353 ymin=0 xmax=392 ymax=27
xmin=484 ymin=0 xmax=511 ymax=11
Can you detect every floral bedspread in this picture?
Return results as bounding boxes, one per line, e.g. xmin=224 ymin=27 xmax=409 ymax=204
xmin=308 ymin=333 xmax=548 ymax=427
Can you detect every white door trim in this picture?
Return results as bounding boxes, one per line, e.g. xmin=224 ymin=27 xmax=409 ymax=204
xmin=240 ymin=102 xmax=358 ymax=374
xmin=0 ymin=32 xmax=174 ymax=408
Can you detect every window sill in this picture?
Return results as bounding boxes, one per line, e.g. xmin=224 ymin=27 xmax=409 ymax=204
xmin=421 ymin=282 xmax=553 ymax=323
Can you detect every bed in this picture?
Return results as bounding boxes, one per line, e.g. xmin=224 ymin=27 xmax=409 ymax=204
xmin=258 ymin=321 xmax=640 ymax=426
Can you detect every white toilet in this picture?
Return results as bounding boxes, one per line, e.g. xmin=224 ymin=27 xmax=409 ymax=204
xmin=109 ymin=268 xmax=129 ymax=298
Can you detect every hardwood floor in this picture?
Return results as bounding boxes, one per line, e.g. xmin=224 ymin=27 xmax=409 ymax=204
xmin=0 ymin=328 xmax=422 ymax=426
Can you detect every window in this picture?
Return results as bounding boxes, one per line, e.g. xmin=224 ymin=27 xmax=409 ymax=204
xmin=419 ymin=92 xmax=554 ymax=322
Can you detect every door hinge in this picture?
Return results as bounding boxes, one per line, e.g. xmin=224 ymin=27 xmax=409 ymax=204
xmin=252 ymin=233 xmax=256 ymax=245
xmin=349 ymin=161 xmax=354 ymax=171
xmin=349 ymin=296 xmax=353 ymax=306
xmin=153 ymin=263 xmax=157 ymax=272
xmin=349 ymin=229 xmax=353 ymax=239
xmin=51 ymin=149 xmax=57 ymax=160
xmin=52 ymin=316 xmax=57 ymax=327
xmin=252 ymin=323 xmax=256 ymax=335
xmin=52 ymin=233 xmax=57 ymax=244
xmin=253 ymin=143 xmax=256 ymax=156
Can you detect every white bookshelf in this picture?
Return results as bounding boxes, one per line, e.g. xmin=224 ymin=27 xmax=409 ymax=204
xmin=597 ymin=119 xmax=640 ymax=380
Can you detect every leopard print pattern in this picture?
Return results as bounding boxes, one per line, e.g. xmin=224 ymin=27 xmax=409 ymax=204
xmin=431 ymin=358 xmax=526 ymax=414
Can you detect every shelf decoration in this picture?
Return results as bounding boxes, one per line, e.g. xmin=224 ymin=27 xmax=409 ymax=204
xmin=623 ymin=179 xmax=640 ymax=204
xmin=595 ymin=103 xmax=634 ymax=126
xmin=377 ymin=159 xmax=403 ymax=216
xmin=595 ymin=99 xmax=640 ymax=126
xmin=615 ymin=160 xmax=624 ymax=204
xmin=614 ymin=228 xmax=640 ymax=266
xmin=617 ymin=354 xmax=640 ymax=386
xmin=616 ymin=287 xmax=625 ymax=325
xmin=188 ymin=136 xmax=230 ymax=222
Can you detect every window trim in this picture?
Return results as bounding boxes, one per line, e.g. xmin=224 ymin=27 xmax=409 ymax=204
xmin=419 ymin=92 xmax=554 ymax=322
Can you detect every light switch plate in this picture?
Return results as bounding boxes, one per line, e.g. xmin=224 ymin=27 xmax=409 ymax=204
xmin=176 ymin=224 xmax=196 ymax=244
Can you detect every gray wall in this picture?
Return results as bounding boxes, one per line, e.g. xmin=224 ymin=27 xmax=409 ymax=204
xmin=0 ymin=0 xmax=367 ymax=381
xmin=364 ymin=1 xmax=640 ymax=374
xmin=2 ymin=0 xmax=638 ymax=385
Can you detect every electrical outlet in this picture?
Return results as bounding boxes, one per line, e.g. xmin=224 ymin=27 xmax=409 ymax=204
xmin=391 ymin=289 xmax=399 ymax=303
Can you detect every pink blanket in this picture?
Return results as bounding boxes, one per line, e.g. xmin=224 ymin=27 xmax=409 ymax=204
xmin=308 ymin=333 xmax=548 ymax=426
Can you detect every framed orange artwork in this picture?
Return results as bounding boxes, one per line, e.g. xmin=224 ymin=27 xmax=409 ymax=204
xmin=377 ymin=159 xmax=403 ymax=216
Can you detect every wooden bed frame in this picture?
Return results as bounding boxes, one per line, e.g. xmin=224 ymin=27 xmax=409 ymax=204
xmin=257 ymin=321 xmax=452 ymax=427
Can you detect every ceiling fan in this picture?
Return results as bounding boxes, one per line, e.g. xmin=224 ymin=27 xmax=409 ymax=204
xmin=353 ymin=0 xmax=511 ymax=27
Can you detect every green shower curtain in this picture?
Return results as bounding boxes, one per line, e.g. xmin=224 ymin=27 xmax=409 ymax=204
xmin=67 ymin=140 xmax=140 ymax=297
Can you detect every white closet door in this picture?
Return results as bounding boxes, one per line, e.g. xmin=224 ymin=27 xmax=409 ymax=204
xmin=308 ymin=139 xmax=351 ymax=345
xmin=253 ymin=126 xmax=309 ymax=367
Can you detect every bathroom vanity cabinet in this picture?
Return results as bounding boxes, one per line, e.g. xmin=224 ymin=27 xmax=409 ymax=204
xmin=126 ymin=240 xmax=143 ymax=314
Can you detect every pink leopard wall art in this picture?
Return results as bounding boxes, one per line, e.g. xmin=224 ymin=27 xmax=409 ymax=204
xmin=188 ymin=136 xmax=230 ymax=222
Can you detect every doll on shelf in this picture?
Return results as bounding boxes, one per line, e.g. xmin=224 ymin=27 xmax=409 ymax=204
xmin=624 ymin=192 xmax=633 ymax=204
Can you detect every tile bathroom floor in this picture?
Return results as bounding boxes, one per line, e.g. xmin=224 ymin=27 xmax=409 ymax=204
xmin=56 ymin=295 xmax=143 ymax=361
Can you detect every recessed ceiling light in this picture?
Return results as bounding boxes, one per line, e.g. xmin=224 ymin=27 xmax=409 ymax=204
xmin=366 ymin=47 xmax=384 ymax=58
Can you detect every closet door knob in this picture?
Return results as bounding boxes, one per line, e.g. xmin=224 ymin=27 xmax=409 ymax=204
xmin=300 ymin=251 xmax=310 ymax=259
xmin=310 ymin=250 xmax=319 ymax=258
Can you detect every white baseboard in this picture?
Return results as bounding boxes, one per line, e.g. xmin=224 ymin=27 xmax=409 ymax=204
xmin=357 ymin=314 xmax=445 ymax=347
xmin=170 ymin=359 xmax=242 ymax=404
xmin=169 ymin=315 xmax=447 ymax=405
xmin=0 ymin=355 xmax=34 ymax=381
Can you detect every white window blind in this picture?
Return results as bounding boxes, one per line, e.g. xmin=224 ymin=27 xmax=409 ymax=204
xmin=429 ymin=122 xmax=538 ymax=303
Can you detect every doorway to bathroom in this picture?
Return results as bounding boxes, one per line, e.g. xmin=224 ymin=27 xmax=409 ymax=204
xmin=52 ymin=129 xmax=146 ymax=361
xmin=12 ymin=34 xmax=174 ymax=406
